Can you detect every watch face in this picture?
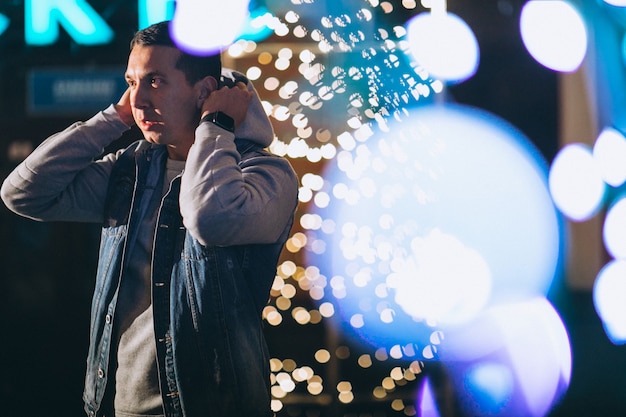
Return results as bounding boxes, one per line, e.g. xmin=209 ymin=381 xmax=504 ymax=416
xmin=206 ymin=111 xmax=234 ymax=132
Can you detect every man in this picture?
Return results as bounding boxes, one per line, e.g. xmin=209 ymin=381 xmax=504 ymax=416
xmin=1 ymin=20 xmax=298 ymax=417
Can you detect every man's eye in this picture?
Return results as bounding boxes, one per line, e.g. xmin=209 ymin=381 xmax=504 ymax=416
xmin=151 ymin=78 xmax=162 ymax=87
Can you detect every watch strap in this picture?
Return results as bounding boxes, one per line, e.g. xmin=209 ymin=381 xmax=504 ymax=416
xmin=202 ymin=111 xmax=235 ymax=133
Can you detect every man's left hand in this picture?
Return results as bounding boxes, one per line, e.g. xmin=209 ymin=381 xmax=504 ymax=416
xmin=200 ymin=82 xmax=253 ymax=129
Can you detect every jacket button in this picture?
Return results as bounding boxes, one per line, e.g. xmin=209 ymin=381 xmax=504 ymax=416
xmin=97 ymin=368 xmax=105 ymax=378
xmin=105 ymin=314 xmax=112 ymax=324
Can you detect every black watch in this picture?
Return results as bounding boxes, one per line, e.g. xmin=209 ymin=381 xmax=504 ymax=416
xmin=202 ymin=111 xmax=235 ymax=133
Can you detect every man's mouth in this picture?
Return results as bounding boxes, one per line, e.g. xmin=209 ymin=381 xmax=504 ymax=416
xmin=140 ymin=119 xmax=162 ymax=130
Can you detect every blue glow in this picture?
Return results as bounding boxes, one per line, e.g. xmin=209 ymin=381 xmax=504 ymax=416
xmin=236 ymin=6 xmax=275 ymax=43
xmin=603 ymin=0 xmax=626 ymax=6
xmin=418 ymin=377 xmax=442 ymax=417
xmin=171 ymin=0 xmax=250 ymax=55
xmin=594 ymin=260 xmax=626 ymax=344
xmin=465 ymin=363 xmax=514 ymax=413
xmin=441 ymin=298 xmax=571 ymax=417
xmin=308 ymin=104 xmax=562 ymax=349
xmin=25 ymin=0 xmax=114 ymax=46
xmin=549 ymin=144 xmax=606 ymax=221
xmin=593 ymin=127 xmax=626 ymax=187
xmin=138 ymin=0 xmax=175 ymax=30
xmin=0 ymin=13 xmax=9 ymax=37
xmin=520 ymin=0 xmax=587 ymax=72
xmin=603 ymin=197 xmax=626 ymax=259
xmin=406 ymin=12 xmax=479 ymax=83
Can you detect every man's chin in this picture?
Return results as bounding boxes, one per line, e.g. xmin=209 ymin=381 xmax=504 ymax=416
xmin=142 ymin=133 xmax=163 ymax=144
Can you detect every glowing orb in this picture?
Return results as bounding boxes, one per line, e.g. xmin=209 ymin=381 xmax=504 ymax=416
xmin=603 ymin=0 xmax=626 ymax=6
xmin=439 ymin=297 xmax=571 ymax=417
xmin=308 ymin=103 xmax=562 ymax=350
xmin=520 ymin=0 xmax=587 ymax=72
xmin=603 ymin=197 xmax=626 ymax=260
xmin=549 ymin=143 xmax=606 ymax=221
xmin=0 ymin=13 xmax=8 ymax=36
xmin=593 ymin=127 xmax=626 ymax=187
xmin=406 ymin=12 xmax=479 ymax=83
xmin=418 ymin=377 xmax=442 ymax=417
xmin=464 ymin=363 xmax=514 ymax=412
xmin=594 ymin=260 xmax=626 ymax=344
xmin=237 ymin=5 xmax=275 ymax=42
xmin=171 ymin=0 xmax=249 ymax=55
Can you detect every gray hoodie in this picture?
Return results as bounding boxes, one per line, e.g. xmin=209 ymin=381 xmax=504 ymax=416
xmin=1 ymin=69 xmax=298 ymax=247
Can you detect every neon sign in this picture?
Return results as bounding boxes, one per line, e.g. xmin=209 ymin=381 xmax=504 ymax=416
xmin=2 ymin=0 xmax=175 ymax=46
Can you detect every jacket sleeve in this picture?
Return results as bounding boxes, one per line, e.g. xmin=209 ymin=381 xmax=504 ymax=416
xmin=0 ymin=105 xmax=131 ymax=223
xmin=180 ymin=123 xmax=299 ymax=247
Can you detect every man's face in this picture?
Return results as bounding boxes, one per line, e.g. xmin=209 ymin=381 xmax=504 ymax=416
xmin=125 ymin=44 xmax=201 ymax=160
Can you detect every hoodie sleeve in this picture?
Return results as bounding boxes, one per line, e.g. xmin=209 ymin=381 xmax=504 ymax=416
xmin=0 ymin=106 xmax=131 ymax=222
xmin=180 ymin=76 xmax=298 ymax=246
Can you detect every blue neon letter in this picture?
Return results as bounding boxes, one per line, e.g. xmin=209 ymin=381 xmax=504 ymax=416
xmin=25 ymin=0 xmax=114 ymax=45
xmin=0 ymin=14 xmax=9 ymax=37
xmin=138 ymin=0 xmax=176 ymax=30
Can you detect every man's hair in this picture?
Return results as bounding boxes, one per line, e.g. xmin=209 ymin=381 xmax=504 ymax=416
xmin=130 ymin=20 xmax=221 ymax=85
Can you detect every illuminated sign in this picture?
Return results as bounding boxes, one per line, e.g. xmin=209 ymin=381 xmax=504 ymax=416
xmin=1 ymin=1 xmax=268 ymax=47
xmin=28 ymin=68 xmax=128 ymax=115
xmin=5 ymin=0 xmax=175 ymax=46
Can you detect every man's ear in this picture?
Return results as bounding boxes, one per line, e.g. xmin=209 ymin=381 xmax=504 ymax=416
xmin=196 ymin=76 xmax=219 ymax=107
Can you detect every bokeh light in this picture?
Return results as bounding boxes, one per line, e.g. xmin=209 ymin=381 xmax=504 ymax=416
xmin=237 ymin=5 xmax=276 ymax=43
xmin=464 ymin=363 xmax=515 ymax=413
xmin=213 ymin=0 xmax=583 ymax=413
xmin=520 ymin=0 xmax=587 ymax=72
xmin=549 ymin=143 xmax=606 ymax=221
xmin=307 ymin=103 xmax=562 ymax=349
xmin=0 ymin=13 xmax=9 ymax=36
xmin=592 ymin=126 xmax=626 ymax=187
xmin=603 ymin=196 xmax=626 ymax=260
xmin=594 ymin=260 xmax=626 ymax=344
xmin=406 ymin=11 xmax=479 ymax=82
xmin=418 ymin=378 xmax=441 ymax=417
xmin=171 ymin=0 xmax=250 ymax=55
xmin=438 ymin=297 xmax=571 ymax=417
xmin=603 ymin=0 xmax=626 ymax=6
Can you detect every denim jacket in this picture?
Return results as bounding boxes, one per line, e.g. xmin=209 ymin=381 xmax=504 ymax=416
xmin=83 ymin=141 xmax=292 ymax=417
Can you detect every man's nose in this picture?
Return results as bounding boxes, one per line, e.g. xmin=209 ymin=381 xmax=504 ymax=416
xmin=131 ymin=84 xmax=150 ymax=109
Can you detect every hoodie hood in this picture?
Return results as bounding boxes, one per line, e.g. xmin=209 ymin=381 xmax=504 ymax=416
xmin=220 ymin=68 xmax=274 ymax=147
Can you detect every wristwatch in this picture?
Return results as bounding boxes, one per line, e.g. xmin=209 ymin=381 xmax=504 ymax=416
xmin=202 ymin=111 xmax=235 ymax=133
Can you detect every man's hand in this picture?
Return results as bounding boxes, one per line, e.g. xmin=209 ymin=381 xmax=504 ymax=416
xmin=114 ymin=88 xmax=135 ymax=127
xmin=200 ymin=82 xmax=253 ymax=129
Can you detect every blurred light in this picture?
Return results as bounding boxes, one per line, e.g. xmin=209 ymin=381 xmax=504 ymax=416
xmin=418 ymin=377 xmax=442 ymax=417
xmin=171 ymin=0 xmax=249 ymax=55
xmin=237 ymin=6 xmax=275 ymax=42
xmin=406 ymin=12 xmax=479 ymax=82
xmin=520 ymin=0 xmax=587 ymax=72
xmin=593 ymin=127 xmax=626 ymax=187
xmin=464 ymin=363 xmax=514 ymax=413
xmin=25 ymin=0 xmax=114 ymax=45
xmin=549 ymin=143 xmax=606 ymax=221
xmin=138 ymin=0 xmax=175 ymax=29
xmin=603 ymin=0 xmax=626 ymax=6
xmin=440 ymin=297 xmax=571 ymax=417
xmin=308 ymin=104 xmax=562 ymax=350
xmin=0 ymin=13 xmax=9 ymax=36
xmin=604 ymin=197 xmax=626 ymax=259
xmin=390 ymin=228 xmax=492 ymax=325
xmin=315 ymin=349 xmax=331 ymax=364
xmin=594 ymin=260 xmax=626 ymax=344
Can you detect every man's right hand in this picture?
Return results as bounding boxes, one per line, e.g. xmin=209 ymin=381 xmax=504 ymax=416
xmin=114 ymin=88 xmax=135 ymax=127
